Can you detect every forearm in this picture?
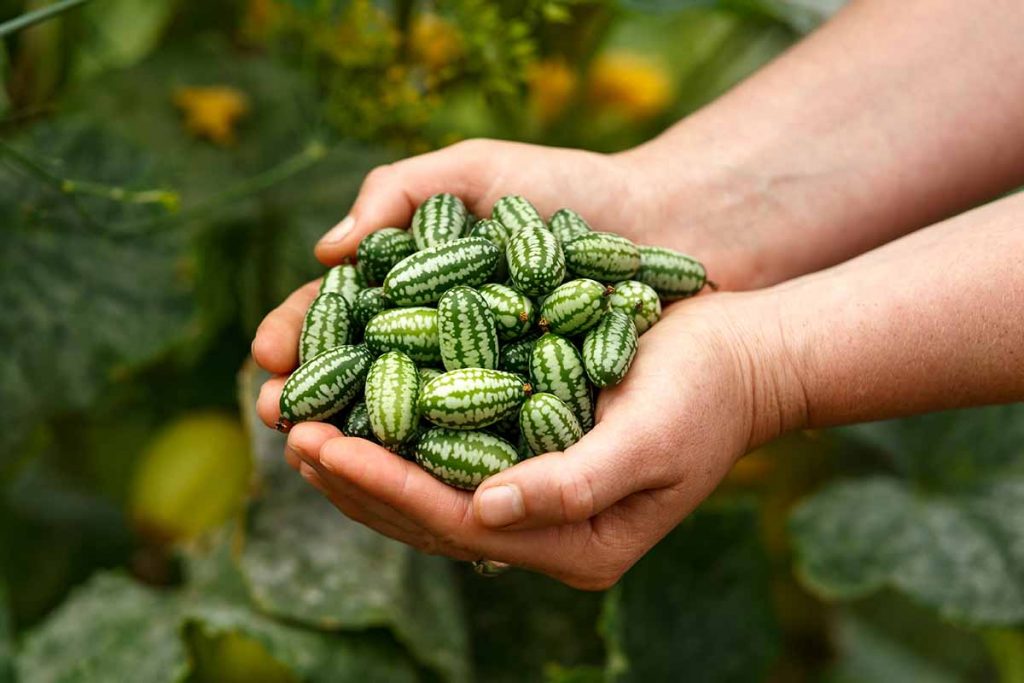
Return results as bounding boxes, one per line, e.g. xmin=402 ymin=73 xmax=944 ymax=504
xmin=762 ymin=191 xmax=1024 ymax=433
xmin=626 ymin=0 xmax=1024 ymax=289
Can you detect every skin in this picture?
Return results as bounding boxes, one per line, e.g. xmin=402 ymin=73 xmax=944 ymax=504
xmin=252 ymin=0 xmax=1024 ymax=589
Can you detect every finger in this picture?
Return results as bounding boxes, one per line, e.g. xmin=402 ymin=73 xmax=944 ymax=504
xmin=471 ymin=412 xmax=675 ymax=530
xmin=256 ymin=377 xmax=287 ymax=429
xmin=251 ymin=280 xmax=321 ymax=374
xmin=314 ymin=142 xmax=493 ymax=265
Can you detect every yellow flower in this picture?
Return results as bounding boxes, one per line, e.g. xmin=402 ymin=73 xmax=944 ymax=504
xmin=409 ymin=13 xmax=463 ymax=72
xmin=172 ymin=86 xmax=250 ymax=146
xmin=527 ymin=58 xmax=577 ymax=124
xmin=587 ymin=51 xmax=674 ymax=120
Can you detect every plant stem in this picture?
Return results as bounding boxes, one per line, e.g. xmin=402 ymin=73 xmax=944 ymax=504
xmin=0 ymin=137 xmax=93 ymax=224
xmin=0 ymin=0 xmax=91 ymax=40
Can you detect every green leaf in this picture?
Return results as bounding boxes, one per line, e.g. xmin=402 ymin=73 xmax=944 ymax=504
xmin=69 ymin=0 xmax=176 ymax=81
xmin=237 ymin=362 xmax=471 ymax=682
xmin=791 ymin=406 xmax=1024 ymax=626
xmin=0 ymin=120 xmax=196 ymax=459
xmin=602 ymin=502 xmax=780 ymax=682
xmin=15 ymin=572 xmax=190 ymax=683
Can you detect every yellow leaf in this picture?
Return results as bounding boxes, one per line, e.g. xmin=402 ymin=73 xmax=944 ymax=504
xmin=173 ymin=86 xmax=250 ymax=146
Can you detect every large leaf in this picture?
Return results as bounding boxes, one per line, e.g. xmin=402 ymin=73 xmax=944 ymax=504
xmin=791 ymin=405 xmax=1024 ymax=626
xmin=0 ymin=120 xmax=196 ymax=458
xmin=237 ymin=361 xmax=471 ymax=682
xmin=69 ymin=0 xmax=177 ymax=81
xmin=15 ymin=572 xmax=189 ymax=683
xmin=602 ymin=502 xmax=780 ymax=682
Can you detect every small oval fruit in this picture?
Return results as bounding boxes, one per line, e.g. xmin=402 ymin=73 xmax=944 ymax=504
xmin=582 ymin=310 xmax=638 ymax=388
xmin=437 ymin=286 xmax=499 ymax=371
xmin=383 ymin=237 xmax=500 ymax=306
xmin=562 ymin=231 xmax=640 ymax=282
xmin=520 ymin=393 xmax=583 ymax=456
xmin=635 ymin=245 xmax=707 ymax=300
xmin=529 ymin=333 xmax=594 ymax=431
xmin=277 ymin=344 xmax=373 ymax=429
xmin=469 ymin=218 xmax=510 ymax=281
xmin=539 ymin=278 xmax=610 ymax=336
xmin=499 ymin=335 xmax=538 ymax=376
xmin=341 ymin=401 xmax=377 ymax=441
xmin=298 ymin=292 xmax=353 ymax=364
xmin=351 ymin=287 xmax=390 ymax=329
xmin=411 ymin=193 xmax=468 ymax=250
xmin=363 ymin=307 xmax=442 ymax=364
xmin=356 ymin=228 xmax=416 ymax=285
xmin=507 ymin=225 xmax=565 ymax=297
xmin=415 ymin=428 xmax=519 ymax=490
xmin=418 ymin=366 xmax=444 ymax=385
xmin=320 ymin=263 xmax=365 ymax=304
xmin=492 ymin=194 xmax=546 ymax=234
xmin=609 ymin=280 xmax=661 ymax=334
xmin=365 ymin=351 xmax=420 ymax=445
xmin=478 ymin=283 xmax=535 ymax=341
xmin=419 ymin=368 xmax=531 ymax=429
xmin=548 ymin=208 xmax=592 ymax=244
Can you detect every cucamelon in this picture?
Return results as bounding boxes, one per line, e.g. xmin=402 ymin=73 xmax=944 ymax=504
xmin=278 ymin=344 xmax=373 ymax=430
xmin=352 ymin=287 xmax=390 ymax=329
xmin=478 ymin=283 xmax=535 ymax=341
xmin=492 ymin=194 xmax=546 ymax=234
xmin=469 ymin=218 xmax=510 ymax=281
xmin=437 ymin=286 xmax=499 ymax=371
xmin=418 ymin=367 xmax=444 ymax=385
xmin=609 ymin=280 xmax=661 ymax=334
xmin=539 ymin=278 xmax=610 ymax=336
xmin=415 ymin=427 xmax=519 ymax=490
xmin=529 ymin=333 xmax=594 ymax=431
xmin=411 ymin=193 xmax=468 ymax=250
xmin=520 ymin=392 xmax=583 ymax=456
xmin=342 ymin=401 xmax=377 ymax=442
xmin=298 ymin=292 xmax=353 ymax=364
xmin=383 ymin=237 xmax=500 ymax=306
xmin=562 ymin=232 xmax=640 ymax=282
xmin=356 ymin=228 xmax=416 ymax=285
xmin=320 ymin=263 xmax=365 ymax=304
xmin=635 ymin=245 xmax=707 ymax=300
xmin=363 ymin=307 xmax=442 ymax=364
xmin=418 ymin=368 xmax=531 ymax=429
xmin=548 ymin=208 xmax=591 ymax=244
xmin=365 ymin=351 xmax=420 ymax=445
xmin=507 ymin=225 xmax=565 ymax=297
xmin=582 ymin=310 xmax=638 ymax=388
xmin=499 ymin=335 xmax=537 ymax=376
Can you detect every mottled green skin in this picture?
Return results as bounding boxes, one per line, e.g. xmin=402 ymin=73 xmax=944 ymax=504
xmin=437 ymin=286 xmax=499 ymax=371
xmin=507 ymin=225 xmax=565 ymax=297
xmin=319 ymin=263 xmax=365 ymax=304
xmin=341 ymin=401 xmax=377 ymax=442
xmin=415 ymin=428 xmax=519 ymax=490
xmin=635 ymin=245 xmax=708 ymax=300
xmin=478 ymin=283 xmax=536 ymax=341
xmin=520 ymin=393 xmax=583 ymax=456
xmin=548 ymin=208 xmax=592 ymax=244
xmin=363 ymin=307 xmax=442 ymax=364
xmin=356 ymin=228 xmax=416 ymax=285
xmin=562 ymin=232 xmax=641 ymax=282
xmin=486 ymin=410 xmax=521 ymax=443
xmin=392 ymin=419 xmax=429 ymax=461
xmin=298 ymin=292 xmax=353 ymax=364
xmin=582 ymin=310 xmax=638 ymax=388
xmin=529 ymin=333 xmax=594 ymax=431
xmin=365 ymin=351 xmax=420 ymax=445
xmin=539 ymin=279 xmax=609 ymax=336
xmin=469 ymin=219 xmax=510 ymax=281
xmin=499 ymin=336 xmax=538 ymax=376
xmin=278 ymin=344 xmax=373 ymax=429
xmin=352 ymin=287 xmax=390 ymax=329
xmin=411 ymin=193 xmax=468 ymax=250
xmin=609 ymin=280 xmax=661 ymax=334
xmin=383 ymin=237 xmax=500 ymax=306
xmin=417 ymin=367 xmax=444 ymax=385
xmin=418 ymin=368 xmax=530 ymax=429
xmin=491 ymin=195 xmax=546 ymax=234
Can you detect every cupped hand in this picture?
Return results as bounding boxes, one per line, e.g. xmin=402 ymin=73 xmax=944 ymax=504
xmin=253 ymin=293 xmax=795 ymax=589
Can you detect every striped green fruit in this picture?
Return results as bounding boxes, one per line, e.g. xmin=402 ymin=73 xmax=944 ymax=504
xmin=562 ymin=231 xmax=640 ymax=282
xmin=383 ymin=237 xmax=500 ymax=306
xmin=507 ymin=225 xmax=565 ymax=297
xmin=469 ymin=219 xmax=510 ymax=281
xmin=492 ymin=194 xmax=546 ymax=234
xmin=609 ymin=280 xmax=661 ymax=334
xmin=363 ymin=307 xmax=442 ymax=364
xmin=418 ymin=368 xmax=531 ymax=429
xmin=341 ymin=402 xmax=377 ymax=442
xmin=582 ymin=310 xmax=638 ymax=388
xmin=277 ymin=344 xmax=373 ymax=430
xmin=415 ymin=428 xmax=519 ymax=490
xmin=356 ymin=228 xmax=416 ymax=285
xmin=365 ymin=351 xmax=420 ymax=445
xmin=548 ymin=208 xmax=592 ymax=244
xmin=520 ymin=393 xmax=583 ymax=456
xmin=393 ymin=419 xmax=429 ymax=461
xmin=486 ymin=410 xmax=521 ymax=443
xmin=464 ymin=211 xmax=479 ymax=235
xmin=320 ymin=263 xmax=365 ymax=304
xmin=438 ymin=286 xmax=499 ymax=371
xmin=352 ymin=287 xmax=390 ymax=329
xmin=411 ymin=193 xmax=468 ymax=250
xmin=529 ymin=333 xmax=594 ymax=431
xmin=478 ymin=283 xmax=535 ymax=341
xmin=298 ymin=292 xmax=353 ymax=364
xmin=418 ymin=367 xmax=444 ymax=385
xmin=539 ymin=278 xmax=611 ymax=336
xmin=499 ymin=335 xmax=537 ymax=376
xmin=635 ymin=245 xmax=707 ymax=300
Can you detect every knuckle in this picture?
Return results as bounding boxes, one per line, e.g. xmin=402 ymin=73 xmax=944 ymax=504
xmin=558 ymin=470 xmax=597 ymax=523
xmin=363 ymin=164 xmax=394 ymax=186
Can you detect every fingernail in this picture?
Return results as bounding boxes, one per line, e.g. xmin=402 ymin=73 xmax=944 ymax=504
xmin=318 ymin=215 xmax=355 ymax=246
xmin=477 ymin=485 xmax=524 ymax=527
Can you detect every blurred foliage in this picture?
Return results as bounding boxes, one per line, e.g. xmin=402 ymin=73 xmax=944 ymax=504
xmin=3 ymin=0 xmax=1023 ymax=681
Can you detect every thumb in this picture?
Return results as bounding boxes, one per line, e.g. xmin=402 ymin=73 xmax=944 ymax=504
xmin=472 ymin=417 xmax=669 ymax=530
xmin=313 ymin=141 xmax=493 ymax=265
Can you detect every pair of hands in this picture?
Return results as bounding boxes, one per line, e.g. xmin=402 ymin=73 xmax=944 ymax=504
xmin=252 ymin=140 xmax=791 ymax=589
